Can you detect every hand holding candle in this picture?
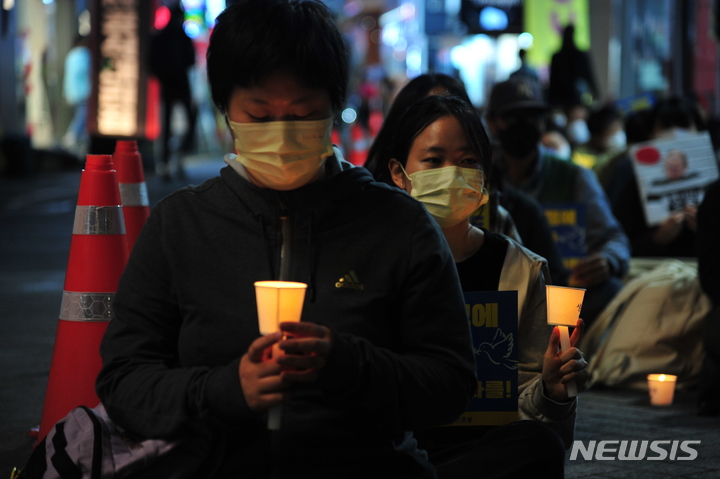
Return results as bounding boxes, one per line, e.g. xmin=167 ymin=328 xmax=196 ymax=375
xmin=546 ymin=285 xmax=586 ymax=398
xmin=254 ymin=281 xmax=308 ymax=430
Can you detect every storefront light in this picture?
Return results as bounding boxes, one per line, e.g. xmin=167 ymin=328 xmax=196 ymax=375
xmin=518 ymin=32 xmax=533 ymax=49
xmin=342 ymin=108 xmax=357 ymax=124
xmin=183 ymin=19 xmax=202 ymax=39
xmin=206 ymin=0 xmax=225 ymax=28
xmin=406 ymin=45 xmax=422 ymax=77
xmin=393 ymin=38 xmax=408 ymax=52
xmin=79 ymin=10 xmax=91 ymax=36
xmin=399 ymin=2 xmax=415 ymax=21
xmin=382 ymin=22 xmax=401 ymax=46
xmin=343 ymin=0 xmax=362 ymax=17
xmin=450 ymin=44 xmax=468 ymax=68
xmin=479 ymin=6 xmax=507 ymax=31
xmin=361 ymin=15 xmax=376 ymax=31
xmin=155 ymin=6 xmax=171 ymax=30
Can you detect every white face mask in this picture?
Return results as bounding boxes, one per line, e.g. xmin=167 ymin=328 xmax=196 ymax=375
xmin=228 ymin=117 xmax=334 ymax=190
xmin=568 ymin=119 xmax=590 ymax=145
xmin=607 ymin=130 xmax=626 ymax=150
xmin=548 ymin=143 xmax=572 ymax=160
xmin=402 ymin=165 xmax=488 ymax=228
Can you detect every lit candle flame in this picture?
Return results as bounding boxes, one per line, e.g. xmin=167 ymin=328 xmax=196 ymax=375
xmin=658 ymin=374 xmax=666 ymax=382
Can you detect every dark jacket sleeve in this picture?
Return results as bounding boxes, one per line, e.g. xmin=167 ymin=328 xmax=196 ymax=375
xmin=96 ymin=207 xmax=251 ymax=438
xmin=698 ymin=180 xmax=720 ymax=304
xmin=574 ymin=165 xmax=630 ymax=278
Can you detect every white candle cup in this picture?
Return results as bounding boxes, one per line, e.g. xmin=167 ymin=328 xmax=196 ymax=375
xmin=647 ymin=374 xmax=677 ymax=406
xmin=254 ymin=281 xmax=308 ymax=430
xmin=546 ymin=285 xmax=586 ymax=398
xmin=254 ymin=281 xmax=308 ymax=335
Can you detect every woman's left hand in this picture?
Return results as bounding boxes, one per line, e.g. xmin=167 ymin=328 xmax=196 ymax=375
xmin=276 ymin=321 xmax=333 ymax=383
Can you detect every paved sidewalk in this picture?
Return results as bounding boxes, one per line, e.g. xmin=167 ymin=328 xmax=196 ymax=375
xmin=1 ymin=154 xmax=719 ymax=478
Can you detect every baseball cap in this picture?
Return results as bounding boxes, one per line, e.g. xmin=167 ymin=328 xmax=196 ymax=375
xmin=488 ymin=79 xmax=548 ymax=116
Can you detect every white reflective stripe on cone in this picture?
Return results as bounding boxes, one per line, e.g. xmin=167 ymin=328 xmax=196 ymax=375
xmin=118 ymin=182 xmax=150 ymax=207
xmin=59 ymin=291 xmax=115 ymax=321
xmin=72 ymin=206 xmax=126 ymax=235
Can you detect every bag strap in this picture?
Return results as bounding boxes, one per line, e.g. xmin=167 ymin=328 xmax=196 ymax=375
xmin=77 ymin=407 xmax=103 ymax=479
xmin=50 ymin=421 xmax=83 ymax=478
xmin=17 ymin=406 xmax=106 ymax=479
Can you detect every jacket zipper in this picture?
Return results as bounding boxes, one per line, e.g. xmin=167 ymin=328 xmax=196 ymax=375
xmin=271 ymin=203 xmax=291 ymax=478
xmin=279 ymin=205 xmax=291 ymax=281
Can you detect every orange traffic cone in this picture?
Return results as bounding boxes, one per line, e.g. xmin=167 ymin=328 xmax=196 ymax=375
xmin=38 ymin=155 xmax=129 ymax=442
xmin=331 ymin=128 xmax=342 ymax=150
xmin=349 ymin=123 xmax=369 ymax=166
xmin=113 ymin=140 xmax=150 ymax=251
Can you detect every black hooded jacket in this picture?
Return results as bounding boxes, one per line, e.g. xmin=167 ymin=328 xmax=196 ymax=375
xmin=96 ymin=155 xmax=476 ymax=476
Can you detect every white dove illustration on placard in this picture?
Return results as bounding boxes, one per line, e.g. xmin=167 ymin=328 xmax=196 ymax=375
xmin=475 ymin=328 xmax=518 ymax=370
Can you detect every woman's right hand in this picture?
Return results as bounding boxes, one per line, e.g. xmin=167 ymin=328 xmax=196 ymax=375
xmin=653 ymin=210 xmax=686 ymax=245
xmin=239 ymin=332 xmax=287 ymax=412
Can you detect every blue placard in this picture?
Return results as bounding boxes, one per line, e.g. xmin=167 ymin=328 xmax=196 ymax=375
xmin=451 ymin=290 xmax=519 ymax=427
xmin=543 ymin=203 xmax=587 ymax=271
xmin=613 ymin=91 xmax=657 ymax=116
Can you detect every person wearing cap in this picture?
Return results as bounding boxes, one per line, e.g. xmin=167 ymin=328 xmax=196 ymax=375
xmin=95 ymin=1 xmax=476 ymax=477
xmin=484 ymin=79 xmax=630 ymax=326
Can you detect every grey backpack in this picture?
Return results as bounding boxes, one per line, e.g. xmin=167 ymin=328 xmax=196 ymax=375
xmin=17 ymin=405 xmax=206 ymax=479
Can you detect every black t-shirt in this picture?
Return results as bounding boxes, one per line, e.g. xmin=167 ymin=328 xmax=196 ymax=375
xmin=455 ymin=229 xmax=508 ymax=292
xmin=415 ymin=228 xmax=510 ymax=457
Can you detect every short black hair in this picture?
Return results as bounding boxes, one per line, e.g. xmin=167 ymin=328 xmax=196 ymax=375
xmin=365 ymin=73 xmax=473 ymax=184
xmin=587 ymin=104 xmax=622 ymax=136
xmin=206 ymin=0 xmax=349 ymax=114
xmin=652 ymin=96 xmax=706 ymax=132
xmin=372 ymin=95 xmax=491 ymax=188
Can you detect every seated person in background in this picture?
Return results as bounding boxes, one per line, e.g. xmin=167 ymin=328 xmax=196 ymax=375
xmin=365 ymin=73 xmax=569 ymax=286
xmin=541 ymin=121 xmax=573 ymax=161
xmin=601 ymin=96 xmax=703 ymax=258
xmin=486 ymin=171 xmax=571 ymax=286
xmin=371 ymin=94 xmax=588 ymax=478
xmin=564 ymin=102 xmax=592 ymax=149
xmin=484 ymin=79 xmax=630 ymax=326
xmin=572 ymin=103 xmax=627 ymax=174
xmin=95 ymin=1 xmax=476 ymax=477
xmin=597 ymin=106 xmax=653 ymax=197
xmin=697 ymin=179 xmax=720 ymax=416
